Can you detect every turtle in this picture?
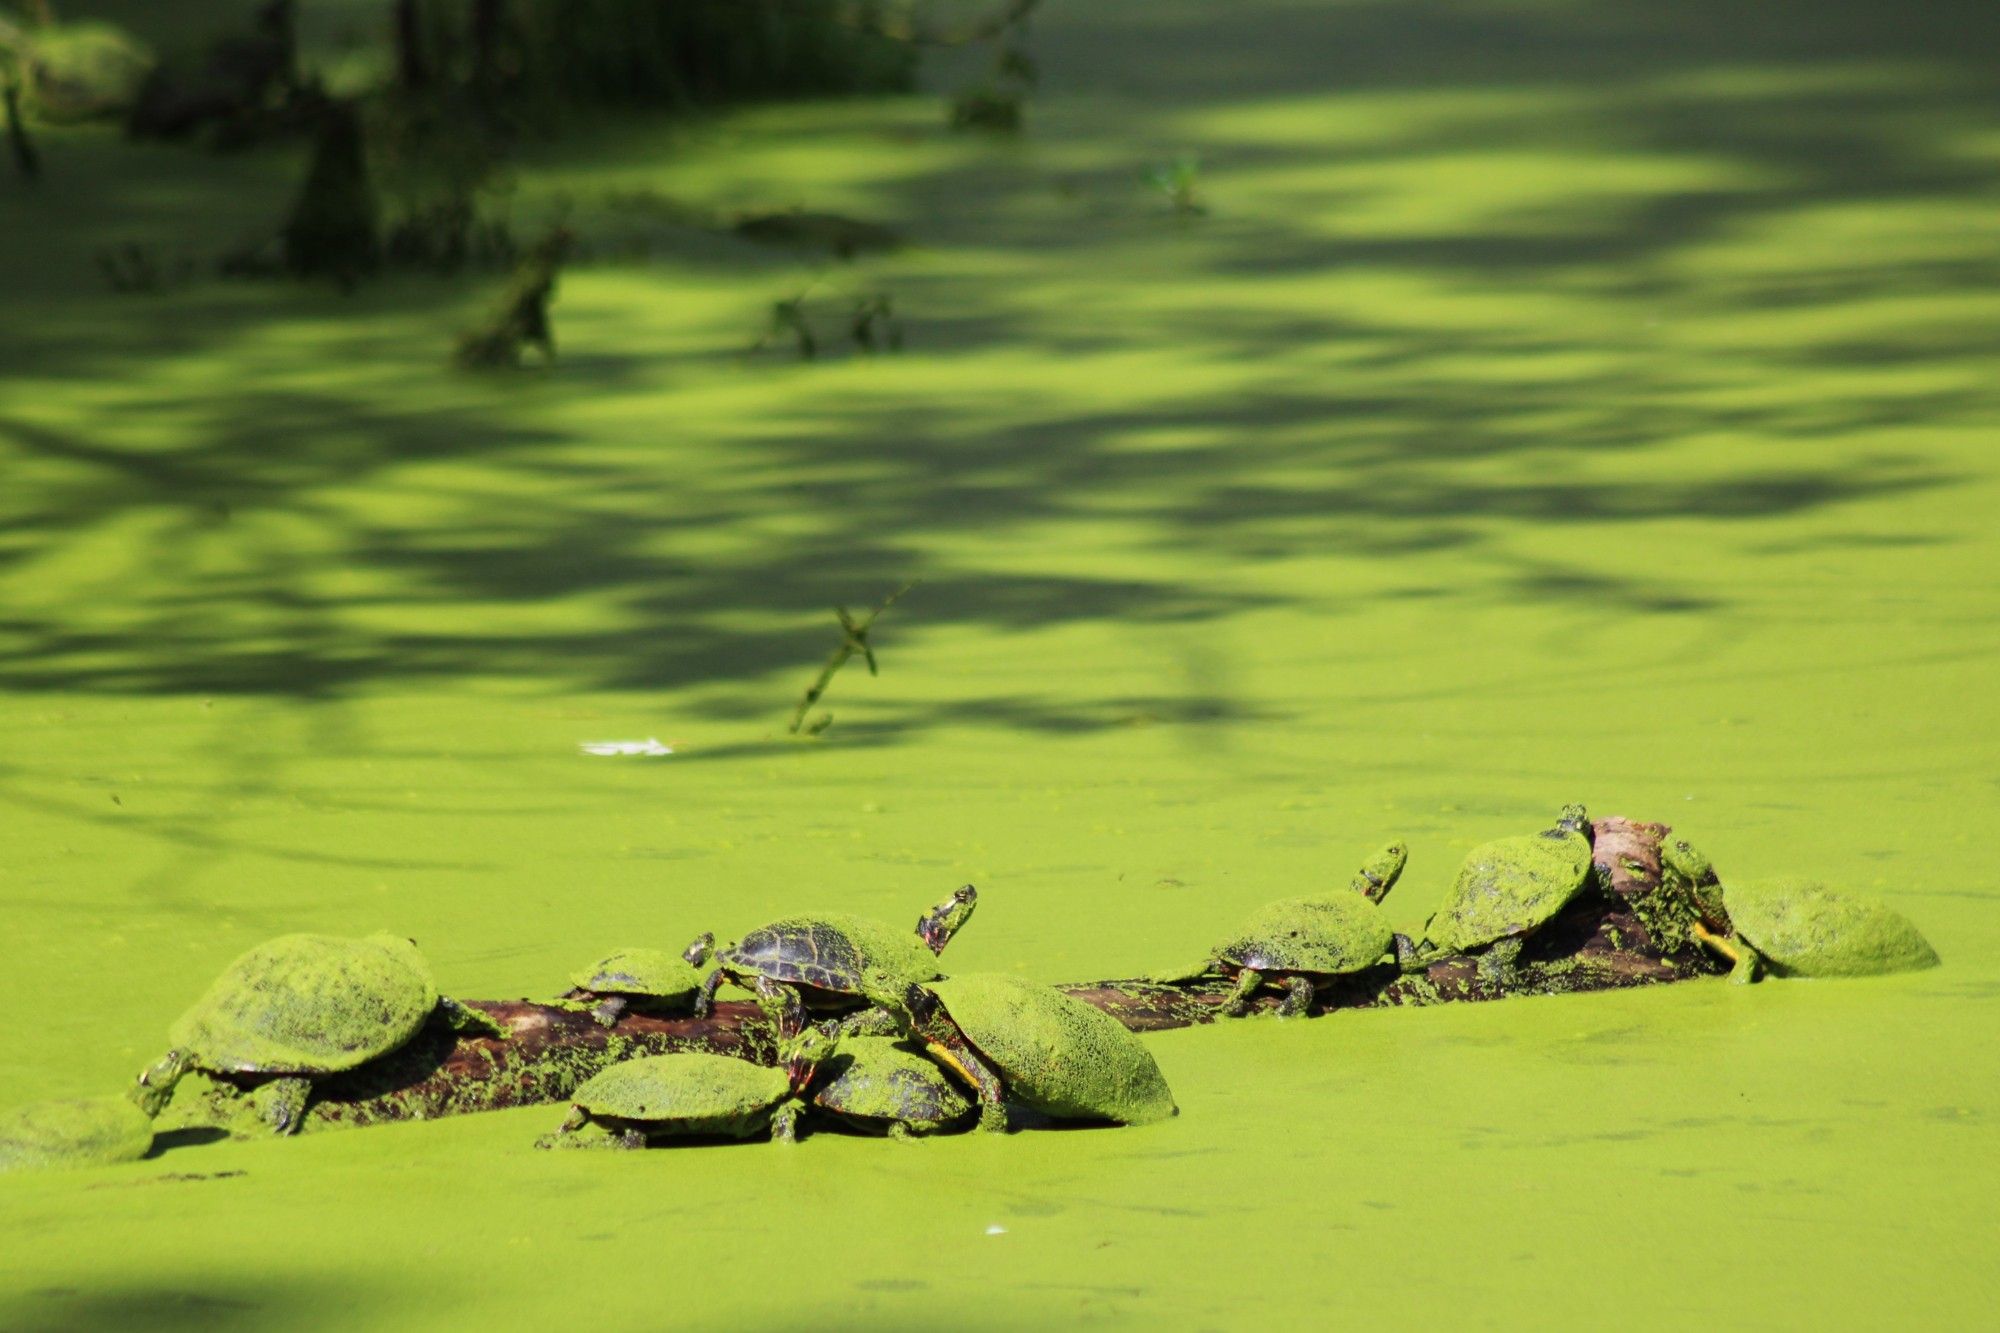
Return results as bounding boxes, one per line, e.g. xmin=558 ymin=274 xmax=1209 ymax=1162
xmin=562 ymin=933 xmax=714 ymax=1026
xmin=694 ymin=883 xmax=977 ymax=1022
xmin=1416 ymin=804 xmax=1600 ymax=980
xmin=1659 ymin=834 xmax=1729 ymax=930
xmin=0 ymin=1095 xmax=155 ymax=1175
xmin=131 ymin=932 xmax=502 ymax=1133
xmin=536 ymin=1019 xmax=837 ymax=1149
xmin=865 ymin=971 xmax=1177 ymax=1133
xmin=803 ymin=1036 xmax=974 ymax=1138
xmin=1151 ymin=841 xmax=1411 ymax=1017
xmin=1689 ymin=878 xmax=1940 ymax=984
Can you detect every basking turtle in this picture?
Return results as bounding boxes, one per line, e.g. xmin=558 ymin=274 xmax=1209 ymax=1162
xmin=0 ymin=1095 xmax=155 ymax=1175
xmin=1660 ymin=834 xmax=1729 ymax=929
xmin=1416 ymin=804 xmax=1599 ymax=980
xmin=537 ymin=1022 xmax=837 ymax=1149
xmin=1153 ymin=842 xmax=1411 ymax=1016
xmin=695 ymin=884 xmax=977 ymax=1021
xmin=1691 ymin=879 xmax=1940 ymax=983
xmin=867 ymin=971 xmax=1176 ymax=1133
xmin=132 ymin=932 xmax=501 ymax=1133
xmin=563 ymin=934 xmax=714 ymax=1026
xmin=804 ymin=1037 xmax=974 ymax=1138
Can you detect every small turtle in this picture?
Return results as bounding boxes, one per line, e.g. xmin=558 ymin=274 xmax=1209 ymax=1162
xmin=0 ymin=1095 xmax=155 ymax=1175
xmin=867 ymin=971 xmax=1177 ymax=1133
xmin=1660 ymin=834 xmax=1729 ymax=930
xmin=537 ymin=1021 xmax=837 ymax=1149
xmin=695 ymin=884 xmax=977 ymax=1021
xmin=1153 ymin=842 xmax=1412 ymax=1016
xmin=563 ymin=933 xmax=714 ymax=1026
xmin=804 ymin=1037 xmax=974 ymax=1138
xmin=1691 ymin=879 xmax=1940 ymax=983
xmin=1416 ymin=804 xmax=1600 ymax=980
xmin=132 ymin=932 xmax=501 ymax=1133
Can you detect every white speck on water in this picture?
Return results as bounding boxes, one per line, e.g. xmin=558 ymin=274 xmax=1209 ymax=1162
xmin=985 ymin=1225 xmax=1007 ymax=1236
xmin=578 ymin=738 xmax=675 ymax=757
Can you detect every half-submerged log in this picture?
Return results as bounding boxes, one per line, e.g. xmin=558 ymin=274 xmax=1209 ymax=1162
xmin=155 ymin=817 xmax=1720 ymax=1137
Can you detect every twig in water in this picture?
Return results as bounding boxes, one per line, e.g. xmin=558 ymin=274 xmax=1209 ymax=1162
xmin=788 ymin=581 xmax=919 ymax=735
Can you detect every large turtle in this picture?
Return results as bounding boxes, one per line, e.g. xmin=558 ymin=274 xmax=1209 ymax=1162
xmin=562 ymin=934 xmax=714 ymax=1026
xmin=132 ymin=932 xmax=501 ymax=1133
xmin=804 ymin=1037 xmax=974 ymax=1138
xmin=1415 ymin=804 xmax=1600 ymax=980
xmin=695 ymin=884 xmax=977 ymax=1021
xmin=1690 ymin=878 xmax=1940 ymax=983
xmin=866 ymin=971 xmax=1176 ymax=1133
xmin=0 ymin=1095 xmax=155 ymax=1175
xmin=536 ymin=1021 xmax=837 ymax=1149
xmin=1152 ymin=841 xmax=1410 ymax=1016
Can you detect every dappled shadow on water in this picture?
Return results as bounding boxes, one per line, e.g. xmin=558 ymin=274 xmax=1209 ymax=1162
xmin=0 ymin=0 xmax=1990 ymax=709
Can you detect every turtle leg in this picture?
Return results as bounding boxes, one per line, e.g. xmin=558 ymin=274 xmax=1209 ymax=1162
xmin=1221 ymin=968 xmax=1264 ymax=1017
xmin=887 ymin=1122 xmax=916 ymax=1142
xmin=693 ymin=967 xmax=725 ymax=1019
xmin=1692 ymin=924 xmax=1765 ymax=984
xmin=249 ymin=1077 xmax=314 ymax=1135
xmin=588 ymin=996 xmax=628 ymax=1028
xmin=1477 ymin=936 xmax=1523 ymax=987
xmin=769 ymin=1100 xmax=803 ymax=1144
xmin=1391 ymin=934 xmax=1425 ymax=973
xmin=439 ymin=996 xmax=507 ymax=1037
xmin=131 ymin=1049 xmax=190 ymax=1118
xmin=535 ymin=1111 xmax=638 ymax=1150
xmin=1273 ymin=975 xmax=1316 ymax=1018
xmin=1146 ymin=958 xmax=1220 ymax=987
xmin=832 ymin=1006 xmax=899 ymax=1038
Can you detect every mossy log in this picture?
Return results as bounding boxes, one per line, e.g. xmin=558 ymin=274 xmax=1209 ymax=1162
xmin=157 ymin=817 xmax=1720 ymax=1136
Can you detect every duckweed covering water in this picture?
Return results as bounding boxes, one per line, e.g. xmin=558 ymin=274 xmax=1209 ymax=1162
xmin=3 ymin=0 xmax=1998 ymax=1326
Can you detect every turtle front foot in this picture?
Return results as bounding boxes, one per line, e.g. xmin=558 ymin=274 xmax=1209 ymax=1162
xmin=1274 ymin=976 xmax=1316 ymax=1018
xmin=588 ymin=997 xmax=626 ymax=1028
xmin=977 ymin=1103 xmax=1011 ymax=1134
xmin=440 ymin=997 xmax=508 ymax=1038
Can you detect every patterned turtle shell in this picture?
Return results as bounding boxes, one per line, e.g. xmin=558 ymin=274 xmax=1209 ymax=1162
xmin=719 ymin=913 xmax=943 ymax=997
xmin=168 ymin=933 xmax=439 ymax=1076
xmin=569 ymin=947 xmax=705 ymax=1003
xmin=1723 ymin=879 xmax=1940 ymax=978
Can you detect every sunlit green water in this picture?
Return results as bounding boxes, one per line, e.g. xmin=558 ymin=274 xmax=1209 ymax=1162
xmin=4 ymin=1 xmax=1998 ymax=1327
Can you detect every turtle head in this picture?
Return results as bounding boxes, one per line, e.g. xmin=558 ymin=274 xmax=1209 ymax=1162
xmin=1662 ymin=836 xmax=1731 ymax=931
xmin=1551 ymin=804 xmax=1592 ymax=841
xmin=916 ymin=884 xmax=978 ymax=955
xmin=777 ymin=1025 xmax=839 ymax=1096
xmin=680 ymin=931 xmax=716 ymax=967
xmin=1350 ymin=842 xmax=1408 ymax=903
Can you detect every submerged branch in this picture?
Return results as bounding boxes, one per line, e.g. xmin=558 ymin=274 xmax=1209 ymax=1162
xmin=155 ymin=818 xmax=1719 ymax=1136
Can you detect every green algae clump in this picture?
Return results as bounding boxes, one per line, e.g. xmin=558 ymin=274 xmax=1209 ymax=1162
xmin=1712 ymin=879 xmax=1940 ymax=981
xmin=892 ymin=973 xmax=1177 ymax=1131
xmin=0 ymin=1095 xmax=154 ymax=1174
xmin=6 ymin=22 xmax=155 ymax=123
xmin=807 ymin=1037 xmax=973 ymax=1138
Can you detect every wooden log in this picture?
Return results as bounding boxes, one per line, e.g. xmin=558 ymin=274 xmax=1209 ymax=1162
xmin=154 ymin=817 xmax=1721 ymax=1138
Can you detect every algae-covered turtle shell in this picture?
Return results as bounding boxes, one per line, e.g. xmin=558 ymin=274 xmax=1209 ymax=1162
xmin=133 ymin=932 xmax=495 ymax=1133
xmin=912 ymin=973 xmax=1177 ymax=1130
xmin=1421 ymin=805 xmax=1598 ymax=957
xmin=1713 ymin=879 xmax=1940 ymax=981
xmin=0 ymin=1096 xmax=154 ymax=1175
xmin=808 ymin=1038 xmax=973 ymax=1137
xmin=170 ymin=932 xmax=439 ymax=1074
xmin=565 ymin=934 xmax=712 ymax=1024
xmin=697 ymin=885 xmax=976 ymax=1016
xmin=539 ymin=1030 xmax=836 ymax=1148
xmin=1180 ymin=841 xmax=1409 ymax=1016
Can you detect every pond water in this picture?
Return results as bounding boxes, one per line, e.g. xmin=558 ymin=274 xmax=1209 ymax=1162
xmin=3 ymin=1 xmax=1996 ymax=1327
